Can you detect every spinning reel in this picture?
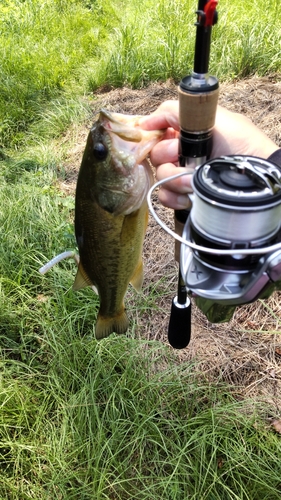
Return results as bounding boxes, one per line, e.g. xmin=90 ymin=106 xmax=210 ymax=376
xmin=148 ymin=155 xmax=281 ymax=326
xmin=181 ymin=155 xmax=281 ymax=321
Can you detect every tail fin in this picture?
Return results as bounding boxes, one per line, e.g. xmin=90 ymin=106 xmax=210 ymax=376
xmin=95 ymin=308 xmax=129 ymax=339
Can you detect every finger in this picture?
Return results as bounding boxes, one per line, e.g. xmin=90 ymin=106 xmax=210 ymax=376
xmin=158 ymin=188 xmax=192 ymax=210
xmin=140 ymin=114 xmax=179 ymax=131
xmin=139 ymin=101 xmax=180 ymax=131
xmin=150 ymin=138 xmax=178 ymax=167
xmin=156 ymin=163 xmax=193 ymax=194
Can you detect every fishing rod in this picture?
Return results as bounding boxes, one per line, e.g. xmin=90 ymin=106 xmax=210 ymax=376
xmin=167 ymin=0 xmax=219 ymax=349
xmin=147 ymin=0 xmax=281 ymax=347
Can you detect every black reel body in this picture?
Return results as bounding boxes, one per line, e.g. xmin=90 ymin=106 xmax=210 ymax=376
xmin=180 ymin=155 xmax=281 ymax=322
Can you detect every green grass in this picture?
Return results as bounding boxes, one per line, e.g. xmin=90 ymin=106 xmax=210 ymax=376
xmin=1 ymin=0 xmax=281 ymax=149
xmin=0 ymin=0 xmax=116 ymax=148
xmin=1 ymin=0 xmax=281 ymax=497
xmin=2 ymin=331 xmax=281 ymax=499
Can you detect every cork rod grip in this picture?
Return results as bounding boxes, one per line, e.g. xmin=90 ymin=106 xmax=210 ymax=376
xmin=178 ymin=85 xmax=219 ymax=133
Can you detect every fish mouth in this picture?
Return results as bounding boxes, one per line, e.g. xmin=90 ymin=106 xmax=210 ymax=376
xmin=99 ymin=108 xmax=165 ymax=164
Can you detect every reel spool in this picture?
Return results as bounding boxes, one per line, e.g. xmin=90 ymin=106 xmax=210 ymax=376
xmin=148 ymin=155 xmax=281 ymax=323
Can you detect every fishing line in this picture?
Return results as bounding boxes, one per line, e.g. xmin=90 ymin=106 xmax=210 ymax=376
xmin=147 ymin=171 xmax=281 ymax=256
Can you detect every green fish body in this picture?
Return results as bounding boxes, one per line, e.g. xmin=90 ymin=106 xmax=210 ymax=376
xmin=74 ymin=109 xmax=164 ymax=339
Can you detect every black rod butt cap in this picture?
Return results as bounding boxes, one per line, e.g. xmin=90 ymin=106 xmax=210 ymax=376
xmin=168 ymin=296 xmax=191 ymax=349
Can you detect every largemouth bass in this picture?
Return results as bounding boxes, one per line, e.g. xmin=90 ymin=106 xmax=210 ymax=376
xmin=73 ymin=109 xmax=164 ymax=339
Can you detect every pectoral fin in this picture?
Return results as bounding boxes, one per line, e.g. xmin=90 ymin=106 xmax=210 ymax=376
xmin=73 ymin=263 xmax=93 ymax=291
xmin=130 ymin=259 xmax=144 ymax=292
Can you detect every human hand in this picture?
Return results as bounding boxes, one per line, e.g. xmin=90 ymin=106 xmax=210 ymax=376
xmin=140 ymin=100 xmax=279 ymax=209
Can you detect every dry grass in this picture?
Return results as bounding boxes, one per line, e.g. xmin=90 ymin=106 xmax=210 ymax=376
xmin=60 ymin=76 xmax=281 ymax=413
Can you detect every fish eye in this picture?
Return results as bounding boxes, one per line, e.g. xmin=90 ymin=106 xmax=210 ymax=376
xmin=93 ymin=142 xmax=108 ymax=161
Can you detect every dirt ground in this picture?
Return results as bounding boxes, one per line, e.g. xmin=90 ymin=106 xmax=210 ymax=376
xmin=62 ymin=76 xmax=281 ymax=415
